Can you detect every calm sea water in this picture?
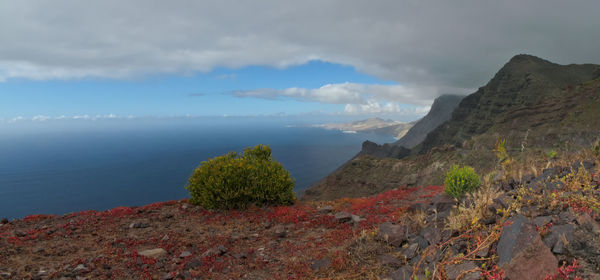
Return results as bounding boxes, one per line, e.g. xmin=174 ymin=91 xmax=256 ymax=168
xmin=0 ymin=118 xmax=395 ymax=219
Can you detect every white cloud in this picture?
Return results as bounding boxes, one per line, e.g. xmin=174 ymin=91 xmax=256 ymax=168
xmin=229 ymin=82 xmax=453 ymax=106
xmin=344 ymin=100 xmax=430 ymax=115
xmin=1 ymin=0 xmax=599 ymax=96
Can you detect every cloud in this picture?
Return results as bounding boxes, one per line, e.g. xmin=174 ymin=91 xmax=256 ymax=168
xmin=1 ymin=0 xmax=599 ymax=98
xmin=228 ymin=82 xmax=461 ymax=106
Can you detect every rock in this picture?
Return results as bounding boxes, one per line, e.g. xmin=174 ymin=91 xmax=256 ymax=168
xmin=576 ymin=213 xmax=600 ymax=233
xmin=318 ymin=205 xmax=334 ymax=213
xmin=377 ymin=254 xmax=401 ymax=267
xmin=310 ymin=258 xmax=331 ymax=271
xmin=542 ymin=224 xmax=575 ymax=248
xmin=552 ymin=239 xmax=565 ymax=254
xmin=401 ymin=243 xmax=419 ymax=259
xmin=351 ymin=214 xmax=362 ymax=223
xmin=476 ymin=244 xmax=490 ymax=257
xmin=497 ymin=215 xmax=557 ymax=280
xmin=559 ymin=210 xmax=576 ymax=223
xmin=160 ymin=273 xmax=174 ymax=280
xmin=334 ymin=211 xmax=353 ymax=223
xmin=264 ymin=220 xmax=272 ymax=229
xmin=129 ymin=222 xmax=149 ymax=229
xmin=184 ymin=258 xmax=202 ymax=270
xmin=274 ymin=225 xmax=287 ymax=238
xmin=432 ymin=194 xmax=455 ymax=212
xmin=73 ymin=264 xmax=88 ymax=274
xmin=533 ymin=216 xmax=553 ymax=227
xmin=178 ymin=251 xmax=192 ymax=258
xmin=405 ymin=174 xmax=418 ymax=186
xmin=138 ymin=248 xmax=167 ymax=259
xmin=217 ymin=245 xmax=228 ymax=255
xmin=14 ymin=230 xmax=26 ymax=237
xmin=408 ymin=202 xmax=429 ymax=213
xmin=445 ymin=261 xmax=480 ymax=280
xmin=410 ymin=235 xmax=429 ymax=250
xmin=420 ymin=226 xmax=441 ymax=246
xmin=389 ymin=266 xmax=413 ymax=280
xmin=377 ymin=222 xmax=407 ymax=246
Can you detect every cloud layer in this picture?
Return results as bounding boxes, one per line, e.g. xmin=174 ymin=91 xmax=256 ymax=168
xmin=2 ymin=1 xmax=599 ymax=99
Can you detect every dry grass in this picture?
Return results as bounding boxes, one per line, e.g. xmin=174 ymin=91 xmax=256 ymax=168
xmin=446 ymin=185 xmax=504 ymax=231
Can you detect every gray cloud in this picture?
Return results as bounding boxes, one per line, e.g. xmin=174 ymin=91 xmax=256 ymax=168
xmin=1 ymin=0 xmax=599 ymax=99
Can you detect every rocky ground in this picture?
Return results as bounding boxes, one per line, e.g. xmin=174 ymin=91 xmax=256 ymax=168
xmin=2 ymin=157 xmax=600 ymax=279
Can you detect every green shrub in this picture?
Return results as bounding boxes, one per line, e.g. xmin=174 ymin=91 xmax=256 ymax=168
xmin=594 ymin=140 xmax=600 ymax=156
xmin=547 ymin=150 xmax=558 ymax=159
xmin=186 ymin=144 xmax=296 ymax=209
xmin=444 ymin=165 xmax=481 ymax=199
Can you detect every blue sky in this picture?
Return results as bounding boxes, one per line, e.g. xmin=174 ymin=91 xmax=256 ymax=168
xmin=0 ymin=61 xmax=428 ymax=121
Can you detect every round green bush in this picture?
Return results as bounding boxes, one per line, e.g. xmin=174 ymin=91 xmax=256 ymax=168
xmin=444 ymin=165 xmax=481 ymax=199
xmin=186 ymin=144 xmax=296 ymax=209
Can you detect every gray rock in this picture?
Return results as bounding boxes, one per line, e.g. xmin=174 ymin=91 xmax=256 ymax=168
xmin=533 ymin=216 xmax=552 ymax=227
xmin=576 ymin=213 xmax=600 ymax=233
xmin=389 ymin=266 xmax=413 ymax=280
xmin=138 ymin=248 xmax=167 ymax=259
xmin=351 ymin=214 xmax=362 ymax=223
xmin=377 ymin=222 xmax=407 ymax=246
xmin=14 ymin=230 xmax=26 ymax=237
xmin=445 ymin=261 xmax=480 ymax=280
xmin=420 ymin=226 xmax=441 ymax=246
xmin=559 ymin=211 xmax=576 ymax=223
xmin=552 ymin=239 xmax=565 ymax=254
xmin=401 ymin=243 xmax=419 ymax=259
xmin=73 ymin=264 xmax=88 ymax=274
xmin=274 ymin=224 xmax=287 ymax=238
xmin=334 ymin=211 xmax=353 ymax=223
xmin=542 ymin=224 xmax=574 ymax=248
xmin=432 ymin=194 xmax=455 ymax=212
xmin=310 ymin=258 xmax=331 ymax=271
xmin=318 ymin=205 xmax=334 ymax=213
xmin=129 ymin=222 xmax=149 ymax=229
xmin=179 ymin=251 xmax=192 ymax=258
xmin=377 ymin=254 xmax=402 ymax=267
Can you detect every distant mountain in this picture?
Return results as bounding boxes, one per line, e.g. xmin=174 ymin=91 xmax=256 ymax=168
xmin=303 ymin=54 xmax=600 ymax=201
xmin=394 ymin=95 xmax=463 ymax=148
xmin=360 ymin=95 xmax=463 ymax=158
xmin=315 ymin=117 xmax=413 ymax=138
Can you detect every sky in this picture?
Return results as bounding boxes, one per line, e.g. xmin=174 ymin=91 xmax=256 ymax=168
xmin=1 ymin=0 xmax=600 ymax=123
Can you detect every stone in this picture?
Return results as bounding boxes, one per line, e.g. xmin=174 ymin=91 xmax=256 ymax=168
xmin=310 ymin=258 xmax=331 ymax=271
xmin=552 ymin=239 xmax=565 ymax=254
xmin=410 ymin=235 xmax=429 ymax=250
xmin=542 ymin=224 xmax=574 ymax=248
xmin=178 ymin=251 xmax=192 ymax=258
xmin=377 ymin=254 xmax=402 ymax=267
xmin=389 ymin=266 xmax=412 ymax=280
xmin=274 ymin=225 xmax=287 ymax=238
xmin=559 ymin=211 xmax=576 ymax=223
xmin=351 ymin=214 xmax=362 ymax=223
xmin=576 ymin=213 xmax=600 ymax=233
xmin=497 ymin=215 xmax=557 ymax=280
xmin=377 ymin=222 xmax=407 ymax=246
xmin=129 ymin=222 xmax=149 ymax=229
xmin=160 ymin=273 xmax=174 ymax=280
xmin=217 ymin=245 xmax=228 ymax=255
xmin=401 ymin=243 xmax=419 ymax=259
xmin=138 ymin=248 xmax=167 ymax=259
xmin=184 ymin=258 xmax=202 ymax=270
xmin=73 ymin=264 xmax=88 ymax=274
xmin=533 ymin=216 xmax=553 ymax=227
xmin=420 ymin=226 xmax=441 ymax=246
xmin=318 ymin=205 xmax=334 ymax=213
xmin=14 ymin=230 xmax=26 ymax=237
xmin=445 ymin=261 xmax=480 ymax=280
xmin=408 ymin=202 xmax=429 ymax=213
xmin=334 ymin=211 xmax=353 ymax=223
xmin=432 ymin=194 xmax=456 ymax=212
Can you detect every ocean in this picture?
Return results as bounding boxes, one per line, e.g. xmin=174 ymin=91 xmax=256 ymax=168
xmin=0 ymin=118 xmax=395 ymax=219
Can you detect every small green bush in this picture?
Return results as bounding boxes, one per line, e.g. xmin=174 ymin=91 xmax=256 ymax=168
xmin=186 ymin=144 xmax=296 ymax=209
xmin=444 ymin=165 xmax=481 ymax=199
xmin=547 ymin=150 xmax=558 ymax=159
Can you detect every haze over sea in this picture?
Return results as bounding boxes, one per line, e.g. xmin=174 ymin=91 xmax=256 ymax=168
xmin=0 ymin=117 xmax=395 ymax=219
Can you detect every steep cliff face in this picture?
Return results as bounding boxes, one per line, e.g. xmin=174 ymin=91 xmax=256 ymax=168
xmin=394 ymin=94 xmax=463 ymax=149
xmin=303 ymin=54 xmax=600 ymax=201
xmin=415 ymin=54 xmax=600 ymax=154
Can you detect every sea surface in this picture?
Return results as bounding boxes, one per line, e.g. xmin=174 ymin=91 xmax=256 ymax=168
xmin=0 ymin=118 xmax=395 ymax=219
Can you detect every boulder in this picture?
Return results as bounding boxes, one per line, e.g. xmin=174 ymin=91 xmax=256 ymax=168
xmin=377 ymin=254 xmax=402 ymax=267
xmin=431 ymin=194 xmax=456 ymax=212
xmin=334 ymin=212 xmax=353 ymax=223
xmin=389 ymin=266 xmax=413 ymax=280
xmin=576 ymin=213 xmax=600 ymax=233
xmin=318 ymin=205 xmax=334 ymax=213
xmin=542 ymin=224 xmax=575 ymax=248
xmin=445 ymin=261 xmax=480 ymax=280
xmin=377 ymin=222 xmax=407 ymax=246
xmin=310 ymin=258 xmax=331 ymax=271
xmin=138 ymin=248 xmax=167 ymax=259
xmin=497 ymin=215 xmax=558 ymax=280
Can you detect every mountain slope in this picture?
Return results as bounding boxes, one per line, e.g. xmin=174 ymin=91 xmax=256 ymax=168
xmin=394 ymin=94 xmax=463 ymax=149
xmin=303 ymin=54 xmax=600 ymax=201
